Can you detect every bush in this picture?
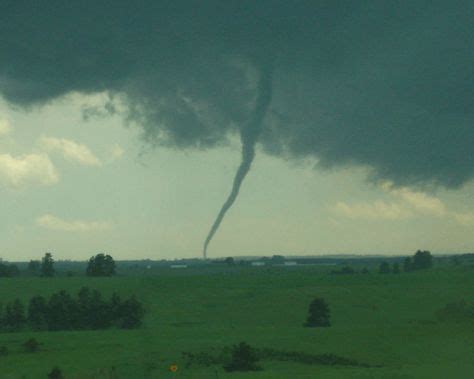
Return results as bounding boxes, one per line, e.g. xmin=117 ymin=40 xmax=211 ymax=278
xmin=48 ymin=367 xmax=64 ymax=379
xmin=23 ymin=338 xmax=40 ymax=353
xmin=305 ymin=298 xmax=330 ymax=327
xmin=181 ymin=345 xmax=375 ymax=370
xmin=0 ymin=346 xmax=8 ymax=356
xmin=224 ymin=342 xmax=261 ymax=372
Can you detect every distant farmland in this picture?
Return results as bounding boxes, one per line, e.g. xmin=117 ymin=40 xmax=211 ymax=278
xmin=0 ymin=264 xmax=473 ymax=378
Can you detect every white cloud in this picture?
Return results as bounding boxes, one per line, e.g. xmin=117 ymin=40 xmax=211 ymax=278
xmin=334 ymin=200 xmax=412 ymax=220
xmin=39 ymin=137 xmax=101 ymax=166
xmin=0 ymin=119 xmax=12 ymax=136
xmin=452 ymin=212 xmax=474 ymax=226
xmin=384 ymin=184 xmax=447 ymax=216
xmin=335 ymin=182 xmax=473 ymax=226
xmin=0 ymin=153 xmax=59 ymax=188
xmin=109 ymin=143 xmax=124 ymax=162
xmin=36 ymin=214 xmax=112 ymax=232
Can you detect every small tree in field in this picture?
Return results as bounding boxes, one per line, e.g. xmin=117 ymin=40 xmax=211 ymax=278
xmin=304 ymin=297 xmax=330 ymax=327
xmin=86 ymin=253 xmax=116 ymax=276
xmin=41 ymin=253 xmax=55 ymax=277
xmin=412 ymin=250 xmax=433 ymax=270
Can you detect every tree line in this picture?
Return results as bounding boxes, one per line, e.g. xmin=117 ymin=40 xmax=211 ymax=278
xmin=0 ymin=287 xmax=144 ymax=332
xmin=379 ymin=250 xmax=433 ymax=274
xmin=0 ymin=253 xmax=117 ymax=278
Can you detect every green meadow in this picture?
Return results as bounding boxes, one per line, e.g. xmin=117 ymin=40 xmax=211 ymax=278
xmin=0 ymin=265 xmax=473 ymax=378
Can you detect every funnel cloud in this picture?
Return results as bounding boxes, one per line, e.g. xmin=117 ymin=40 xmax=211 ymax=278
xmin=1 ymin=2 xmax=473 ymax=257
xmin=203 ymin=64 xmax=273 ymax=258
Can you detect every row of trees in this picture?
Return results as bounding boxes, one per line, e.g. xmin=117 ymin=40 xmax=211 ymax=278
xmin=0 ymin=263 xmax=20 ymax=277
xmin=379 ymin=262 xmax=400 ymax=274
xmin=404 ymin=250 xmax=433 ymax=271
xmin=0 ymin=287 xmax=144 ymax=332
xmin=379 ymin=250 xmax=433 ymax=274
xmin=26 ymin=253 xmax=116 ymax=277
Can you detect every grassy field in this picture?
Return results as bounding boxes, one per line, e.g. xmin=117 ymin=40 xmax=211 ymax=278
xmin=0 ymin=265 xmax=473 ymax=378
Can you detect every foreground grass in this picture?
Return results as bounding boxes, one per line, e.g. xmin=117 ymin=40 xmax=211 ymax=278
xmin=0 ymin=266 xmax=473 ymax=378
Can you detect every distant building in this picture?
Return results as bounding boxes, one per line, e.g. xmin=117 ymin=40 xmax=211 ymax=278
xmin=284 ymin=261 xmax=297 ymax=266
xmin=170 ymin=264 xmax=187 ymax=269
xmin=251 ymin=261 xmax=265 ymax=267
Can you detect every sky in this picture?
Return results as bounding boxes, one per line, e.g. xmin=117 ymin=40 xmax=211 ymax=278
xmin=0 ymin=1 xmax=473 ymax=260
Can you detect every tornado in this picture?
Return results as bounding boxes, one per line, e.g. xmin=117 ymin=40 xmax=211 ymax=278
xmin=203 ymin=65 xmax=273 ymax=259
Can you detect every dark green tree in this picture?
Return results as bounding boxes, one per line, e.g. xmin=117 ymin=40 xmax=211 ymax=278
xmin=392 ymin=263 xmax=400 ymax=274
xmin=0 ymin=263 xmax=20 ymax=277
xmin=86 ymin=253 xmax=116 ymax=276
xmin=28 ymin=260 xmax=41 ymax=276
xmin=117 ymin=296 xmax=145 ymax=329
xmin=41 ymin=253 xmax=55 ymax=277
xmin=304 ymin=297 xmax=331 ymax=327
xmin=412 ymin=250 xmax=433 ymax=270
xmin=109 ymin=292 xmax=122 ymax=322
xmin=379 ymin=262 xmax=391 ymax=274
xmin=403 ymin=257 xmax=412 ymax=272
xmin=27 ymin=295 xmax=48 ymax=330
xmin=271 ymin=255 xmax=285 ymax=265
xmin=224 ymin=342 xmax=261 ymax=372
xmin=3 ymin=299 xmax=26 ymax=331
xmin=224 ymin=257 xmax=235 ymax=266
xmin=86 ymin=289 xmax=110 ymax=329
xmin=46 ymin=290 xmax=78 ymax=330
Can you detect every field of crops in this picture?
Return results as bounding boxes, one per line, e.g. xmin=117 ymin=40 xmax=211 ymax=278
xmin=0 ymin=265 xmax=473 ymax=378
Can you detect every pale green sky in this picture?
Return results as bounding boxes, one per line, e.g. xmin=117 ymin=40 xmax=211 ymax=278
xmin=1 ymin=93 xmax=473 ymax=261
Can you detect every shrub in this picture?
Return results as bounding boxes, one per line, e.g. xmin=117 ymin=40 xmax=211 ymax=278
xmin=23 ymin=338 xmax=40 ymax=353
xmin=48 ymin=367 xmax=64 ymax=379
xmin=305 ymin=297 xmax=330 ymax=327
xmin=224 ymin=342 xmax=261 ymax=372
xmin=0 ymin=346 xmax=8 ymax=356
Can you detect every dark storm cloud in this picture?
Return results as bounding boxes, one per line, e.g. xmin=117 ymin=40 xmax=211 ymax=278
xmin=1 ymin=0 xmax=473 ymax=188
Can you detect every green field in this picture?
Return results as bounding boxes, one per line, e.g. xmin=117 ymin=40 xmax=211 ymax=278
xmin=0 ymin=266 xmax=473 ymax=378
